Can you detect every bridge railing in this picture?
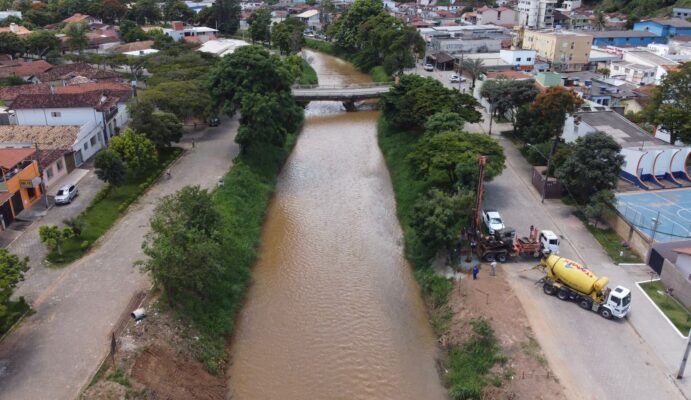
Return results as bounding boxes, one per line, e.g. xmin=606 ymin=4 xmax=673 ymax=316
xmin=291 ymin=82 xmax=394 ymax=90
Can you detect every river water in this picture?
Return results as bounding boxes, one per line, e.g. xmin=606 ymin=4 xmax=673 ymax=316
xmin=226 ymin=50 xmax=446 ymax=400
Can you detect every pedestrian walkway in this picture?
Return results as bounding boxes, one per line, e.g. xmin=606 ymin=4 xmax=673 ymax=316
xmin=0 ymin=117 xmax=240 ymax=400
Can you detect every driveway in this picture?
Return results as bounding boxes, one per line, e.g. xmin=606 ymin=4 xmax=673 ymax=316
xmin=467 ymin=111 xmax=686 ymax=400
xmin=0 ymin=117 xmax=240 ymax=400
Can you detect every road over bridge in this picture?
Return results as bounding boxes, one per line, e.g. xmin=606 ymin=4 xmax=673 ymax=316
xmin=292 ymin=83 xmax=392 ymax=110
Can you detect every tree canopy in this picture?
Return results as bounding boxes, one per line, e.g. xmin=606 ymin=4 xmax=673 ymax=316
xmin=411 ymin=189 xmax=474 ymax=253
xmin=555 ymin=131 xmax=624 ymax=202
xmin=0 ymin=248 xmax=29 ymax=330
xmin=128 ymin=100 xmax=183 ymax=149
xmin=141 ymin=80 xmax=212 ymax=121
xmin=408 ymin=131 xmax=505 ymax=188
xmin=109 ymin=128 xmax=158 ymax=177
xmin=382 ymin=75 xmax=481 ymax=132
xmin=479 ymin=78 xmax=538 ymax=127
xmin=0 ymin=32 xmax=24 ymax=56
xmin=424 ymin=111 xmax=466 ymax=135
xmin=23 ymin=30 xmax=60 ymax=58
xmin=333 ymin=0 xmax=383 ymax=50
xmin=248 ymin=7 xmax=271 ymax=44
xmin=94 ymin=150 xmax=126 ymax=185
xmin=647 ymin=62 xmax=691 ymax=144
xmin=272 ymin=17 xmax=306 ymax=55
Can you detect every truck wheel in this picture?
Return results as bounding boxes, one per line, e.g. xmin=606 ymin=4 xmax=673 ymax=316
xmin=579 ymin=299 xmax=591 ymax=310
xmin=543 ymin=283 xmax=555 ymax=296
xmin=497 ymin=253 xmax=507 ymax=262
xmin=485 ymin=253 xmax=496 ymax=262
xmin=557 ymin=288 xmax=569 ymax=301
xmin=599 ymin=307 xmax=613 ymax=320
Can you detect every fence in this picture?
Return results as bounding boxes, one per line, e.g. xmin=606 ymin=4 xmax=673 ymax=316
xmin=291 ymin=82 xmax=394 ymax=89
xmin=615 ymin=203 xmax=691 ymax=242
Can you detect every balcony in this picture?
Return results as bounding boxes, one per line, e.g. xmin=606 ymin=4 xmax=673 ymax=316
xmin=0 ymin=160 xmax=36 ymax=192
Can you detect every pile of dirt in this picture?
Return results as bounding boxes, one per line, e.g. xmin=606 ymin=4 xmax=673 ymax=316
xmin=82 ymin=296 xmax=226 ymax=400
xmin=447 ymin=264 xmax=566 ymax=400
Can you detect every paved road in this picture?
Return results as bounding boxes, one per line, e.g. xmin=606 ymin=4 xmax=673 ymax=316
xmin=466 ymin=112 xmax=686 ymax=400
xmin=0 ymin=117 xmax=239 ymax=400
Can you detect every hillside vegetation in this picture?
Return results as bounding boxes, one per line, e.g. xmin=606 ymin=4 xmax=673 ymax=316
xmin=595 ymin=0 xmax=691 ymax=18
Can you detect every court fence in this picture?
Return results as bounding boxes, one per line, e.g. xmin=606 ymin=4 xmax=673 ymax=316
xmin=615 ymin=202 xmax=691 ymax=242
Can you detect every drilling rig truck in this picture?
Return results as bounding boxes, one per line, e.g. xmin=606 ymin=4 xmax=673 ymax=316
xmin=539 ymin=254 xmax=631 ymax=319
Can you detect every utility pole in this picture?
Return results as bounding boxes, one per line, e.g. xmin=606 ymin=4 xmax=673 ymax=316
xmin=472 ymin=156 xmax=487 ymax=236
xmin=487 ymin=99 xmax=495 ymax=136
xmin=34 ymin=142 xmax=49 ymax=208
xmin=678 ymin=329 xmax=691 ymax=379
xmin=542 ymin=133 xmax=560 ymax=204
xmin=651 ymin=211 xmax=661 ymax=242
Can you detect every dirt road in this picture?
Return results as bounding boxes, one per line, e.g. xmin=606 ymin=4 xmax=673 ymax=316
xmin=0 ymin=118 xmax=239 ymax=400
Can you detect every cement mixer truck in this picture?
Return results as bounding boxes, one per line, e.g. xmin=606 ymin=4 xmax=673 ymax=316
xmin=539 ymin=254 xmax=631 ymax=319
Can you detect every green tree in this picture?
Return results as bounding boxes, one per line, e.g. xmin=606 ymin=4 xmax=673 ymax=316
xmin=271 ymin=17 xmax=306 ymax=55
xmin=381 ymin=74 xmax=481 ymax=132
xmin=647 ymin=63 xmax=691 ymax=144
xmin=355 ymin=13 xmax=424 ymax=74
xmin=555 ymin=131 xmax=624 ymax=202
xmin=23 ymin=10 xmax=56 ymax=27
xmin=108 ymin=128 xmax=158 ymax=177
xmin=128 ymin=100 xmax=184 ymax=149
xmin=0 ymin=32 xmax=24 ymax=56
xmin=141 ymin=185 xmax=223 ymax=307
xmin=236 ymin=91 xmax=302 ymax=148
xmin=424 ymin=111 xmax=466 ymax=135
xmin=333 ymin=0 xmax=383 ymax=50
xmin=23 ymin=30 xmax=60 ymax=58
xmin=39 ymin=225 xmax=74 ymax=255
xmin=411 ymin=189 xmax=473 ymax=252
xmin=119 ymin=20 xmax=149 ymax=42
xmin=142 ymin=80 xmax=211 ymax=121
xmin=319 ymin=0 xmax=336 ymax=33
xmin=531 ymin=86 xmax=584 ymax=138
xmin=408 ymin=131 xmax=505 ymax=188
xmin=163 ymin=0 xmax=193 ymax=22
xmin=63 ymin=216 xmax=86 ymax=237
xmin=596 ymin=67 xmax=610 ymax=77
xmin=462 ymin=58 xmax=486 ymax=89
xmin=204 ymin=0 xmax=240 ymax=34
xmin=584 ymin=190 xmax=615 ymax=228
xmin=94 ymin=150 xmax=127 ymax=185
xmin=64 ymin=22 xmax=88 ymax=53
xmin=0 ymin=249 xmax=29 ymax=327
xmin=480 ymin=78 xmax=538 ymax=130
xmin=101 ymin=0 xmax=128 ymax=23
xmin=593 ymin=11 xmax=606 ymax=31
xmin=248 ymin=7 xmax=271 ymax=44
xmin=129 ymin=0 xmax=161 ymax=24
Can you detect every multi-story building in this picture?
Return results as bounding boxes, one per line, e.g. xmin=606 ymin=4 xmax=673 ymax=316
xmin=517 ymin=0 xmax=557 ymax=29
xmin=633 ymin=18 xmax=691 ymax=38
xmin=523 ymin=30 xmax=593 ymax=71
xmin=0 ymin=147 xmax=43 ymax=227
xmin=164 ymin=21 xmax=218 ymax=43
xmin=672 ymin=8 xmax=691 ymax=19
xmin=591 ymin=30 xmax=666 ymax=46
xmin=475 ymin=6 xmax=518 ymax=26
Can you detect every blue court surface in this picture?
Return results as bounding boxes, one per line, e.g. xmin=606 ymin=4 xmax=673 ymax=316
xmin=615 ymin=189 xmax=691 ymax=242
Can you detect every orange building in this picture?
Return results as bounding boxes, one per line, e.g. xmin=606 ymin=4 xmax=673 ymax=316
xmin=0 ymin=148 xmax=43 ymax=228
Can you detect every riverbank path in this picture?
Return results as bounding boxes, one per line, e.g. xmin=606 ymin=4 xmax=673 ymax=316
xmin=0 ymin=117 xmax=240 ymax=400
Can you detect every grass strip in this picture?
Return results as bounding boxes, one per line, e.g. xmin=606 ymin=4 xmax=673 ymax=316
xmin=299 ymin=58 xmax=318 ymax=85
xmin=639 ymin=280 xmax=691 ymax=335
xmin=47 ymin=148 xmax=182 ymax=265
xmin=377 ymin=116 xmax=505 ymax=399
xmin=574 ymin=211 xmax=642 ymax=264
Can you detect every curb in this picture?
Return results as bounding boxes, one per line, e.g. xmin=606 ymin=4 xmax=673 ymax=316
xmin=619 ymin=263 xmax=647 ymax=267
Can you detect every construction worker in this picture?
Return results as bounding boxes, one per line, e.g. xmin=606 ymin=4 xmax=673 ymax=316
xmin=472 ymin=264 xmax=479 ymax=280
xmin=490 ymin=260 xmax=497 ymax=276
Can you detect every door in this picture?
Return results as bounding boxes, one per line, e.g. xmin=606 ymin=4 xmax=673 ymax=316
xmin=10 ymin=191 xmax=23 ymax=216
xmin=64 ymin=152 xmax=76 ymax=173
xmin=0 ymin=200 xmax=13 ymax=227
xmin=648 ymin=248 xmax=664 ymax=275
xmin=74 ymin=150 xmax=83 ymax=166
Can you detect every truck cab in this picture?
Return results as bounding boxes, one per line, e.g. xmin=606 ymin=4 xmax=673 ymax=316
xmin=603 ymin=286 xmax=632 ymax=319
xmin=539 ymin=230 xmax=560 ymax=254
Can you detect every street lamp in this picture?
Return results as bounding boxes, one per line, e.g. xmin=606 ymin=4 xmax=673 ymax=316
xmin=650 ymin=211 xmax=661 ymax=242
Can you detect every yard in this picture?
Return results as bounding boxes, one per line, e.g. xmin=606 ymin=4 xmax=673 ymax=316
xmin=46 ymin=148 xmax=181 ymax=264
xmin=639 ymin=280 xmax=691 ymax=336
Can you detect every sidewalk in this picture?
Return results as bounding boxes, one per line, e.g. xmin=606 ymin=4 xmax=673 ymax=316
xmin=0 ymin=117 xmax=240 ymax=400
xmin=474 ymin=107 xmax=685 ymax=399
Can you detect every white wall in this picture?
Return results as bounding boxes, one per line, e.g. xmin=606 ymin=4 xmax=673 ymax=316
xmin=620 ymin=148 xmax=644 ymax=177
xmin=499 ymin=49 xmax=536 ymax=67
xmin=653 ymin=149 xmax=674 ymax=176
xmin=562 ymin=115 xmax=596 ymax=143
xmin=15 ymin=107 xmax=100 ymax=126
xmin=671 ymin=148 xmax=691 ymax=174
xmin=73 ymin=121 xmax=104 ymax=165
xmin=43 ymin=155 xmax=68 ymax=189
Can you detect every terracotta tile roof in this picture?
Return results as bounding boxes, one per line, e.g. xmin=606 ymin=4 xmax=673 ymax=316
xmin=0 ymin=84 xmax=51 ymax=102
xmin=183 ymin=36 xmax=202 ymax=44
xmin=0 ymin=60 xmax=54 ymax=79
xmin=10 ymin=92 xmax=118 ymax=110
xmin=0 ymin=125 xmax=79 ymax=150
xmin=37 ymin=148 xmax=68 ymax=167
xmin=674 ymin=247 xmax=691 ymax=256
xmin=112 ymin=40 xmax=155 ymax=53
xmin=62 ymin=13 xmax=90 ymax=24
xmin=55 ymin=81 xmax=132 ymax=96
xmin=0 ymin=147 xmax=36 ymax=169
xmin=0 ymin=25 xmax=31 ymax=36
xmin=36 ymin=63 xmax=120 ymax=83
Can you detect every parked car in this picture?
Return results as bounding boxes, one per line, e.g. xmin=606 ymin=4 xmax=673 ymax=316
xmin=208 ymin=117 xmax=221 ymax=127
xmin=55 ymin=184 xmax=78 ymax=205
xmin=424 ymin=63 xmax=434 ymax=71
xmin=482 ymin=209 xmax=505 ymax=234
xmin=450 ymin=74 xmax=467 ymax=83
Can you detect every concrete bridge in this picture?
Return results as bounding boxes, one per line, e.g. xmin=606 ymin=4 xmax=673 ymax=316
xmin=292 ymin=83 xmax=393 ymax=111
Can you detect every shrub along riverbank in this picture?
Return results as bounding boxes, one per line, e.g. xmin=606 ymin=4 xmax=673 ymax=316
xmin=378 ymin=116 xmax=507 ymax=398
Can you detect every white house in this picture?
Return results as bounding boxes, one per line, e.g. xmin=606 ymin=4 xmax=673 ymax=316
xmin=517 ymin=0 xmax=557 ymax=29
xmin=499 ymin=49 xmax=537 ymax=69
xmin=556 ymin=0 xmax=581 ymax=12
xmin=295 ymin=9 xmax=320 ymax=31
xmin=164 ymin=21 xmax=218 ymax=43
xmin=476 ymin=6 xmax=518 ymax=26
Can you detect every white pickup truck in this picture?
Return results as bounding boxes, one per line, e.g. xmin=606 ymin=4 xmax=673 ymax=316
xmin=482 ymin=209 xmax=505 ymax=234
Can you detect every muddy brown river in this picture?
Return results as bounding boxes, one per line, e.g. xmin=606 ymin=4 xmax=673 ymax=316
xmin=226 ymin=50 xmax=446 ymax=400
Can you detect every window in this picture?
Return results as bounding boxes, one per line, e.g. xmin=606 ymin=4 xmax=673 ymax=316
xmin=516 ymin=57 xmax=522 ymax=61
xmin=90 ymin=136 xmax=96 ymax=146
xmin=84 ymin=142 xmax=89 ymax=150
xmin=624 ymin=68 xmax=630 ymax=73
xmin=46 ymin=167 xmax=53 ymax=179
xmin=51 ymin=111 xmax=61 ymax=117
xmin=56 ymin=159 xmax=63 ymax=171
xmin=527 ymin=57 xmax=532 ymax=61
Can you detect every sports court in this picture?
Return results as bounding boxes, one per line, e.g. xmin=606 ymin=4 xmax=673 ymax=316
xmin=615 ymin=188 xmax=691 ymax=242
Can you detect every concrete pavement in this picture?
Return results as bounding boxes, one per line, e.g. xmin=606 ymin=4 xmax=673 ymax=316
xmin=468 ymin=111 xmax=687 ymax=399
xmin=0 ymin=117 xmax=240 ymax=400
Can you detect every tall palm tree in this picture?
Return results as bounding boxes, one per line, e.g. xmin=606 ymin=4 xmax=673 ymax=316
xmin=462 ymin=58 xmax=486 ymax=90
xmin=593 ymin=11 xmax=607 ymax=31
